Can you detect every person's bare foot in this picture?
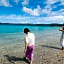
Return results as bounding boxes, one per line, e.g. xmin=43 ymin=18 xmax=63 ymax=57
xmin=30 ymin=61 xmax=32 ymax=64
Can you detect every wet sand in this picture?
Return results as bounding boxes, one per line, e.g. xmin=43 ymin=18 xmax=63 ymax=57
xmin=0 ymin=41 xmax=64 ymax=64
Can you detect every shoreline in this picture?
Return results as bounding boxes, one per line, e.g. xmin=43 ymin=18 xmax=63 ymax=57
xmin=0 ymin=23 xmax=63 ymax=26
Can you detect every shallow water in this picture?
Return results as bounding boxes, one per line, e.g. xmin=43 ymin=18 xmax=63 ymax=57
xmin=0 ymin=25 xmax=62 ymax=53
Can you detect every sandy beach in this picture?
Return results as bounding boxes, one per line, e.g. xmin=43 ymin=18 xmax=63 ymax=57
xmin=0 ymin=40 xmax=64 ymax=64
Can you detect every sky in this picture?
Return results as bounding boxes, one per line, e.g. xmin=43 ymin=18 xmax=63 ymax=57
xmin=0 ymin=0 xmax=64 ymax=24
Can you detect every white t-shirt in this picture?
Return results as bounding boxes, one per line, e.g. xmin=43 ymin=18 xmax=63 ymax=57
xmin=25 ymin=33 xmax=35 ymax=46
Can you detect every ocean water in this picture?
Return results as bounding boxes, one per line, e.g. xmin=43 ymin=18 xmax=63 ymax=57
xmin=0 ymin=25 xmax=62 ymax=53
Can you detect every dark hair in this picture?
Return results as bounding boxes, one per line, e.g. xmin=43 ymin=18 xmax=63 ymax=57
xmin=24 ymin=28 xmax=30 ymax=33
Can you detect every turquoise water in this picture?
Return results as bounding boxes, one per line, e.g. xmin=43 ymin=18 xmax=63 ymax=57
xmin=0 ymin=25 xmax=62 ymax=53
xmin=0 ymin=25 xmax=59 ymax=33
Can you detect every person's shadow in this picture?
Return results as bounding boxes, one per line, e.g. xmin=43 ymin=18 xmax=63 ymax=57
xmin=4 ymin=55 xmax=30 ymax=64
xmin=40 ymin=45 xmax=60 ymax=50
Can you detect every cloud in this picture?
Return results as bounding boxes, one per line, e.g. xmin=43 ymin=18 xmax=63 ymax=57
xmin=60 ymin=0 xmax=64 ymax=5
xmin=0 ymin=0 xmax=11 ymax=7
xmin=42 ymin=16 xmax=64 ymax=24
xmin=22 ymin=0 xmax=64 ymax=16
xmin=22 ymin=0 xmax=29 ymax=5
xmin=23 ymin=5 xmax=41 ymax=16
xmin=41 ymin=8 xmax=64 ymax=16
xmin=0 ymin=15 xmax=64 ymax=24
xmin=14 ymin=0 xmax=20 ymax=3
xmin=0 ymin=0 xmax=20 ymax=7
xmin=45 ymin=0 xmax=59 ymax=5
xmin=45 ymin=0 xmax=64 ymax=7
xmin=23 ymin=4 xmax=64 ymax=16
xmin=41 ymin=0 xmax=64 ymax=16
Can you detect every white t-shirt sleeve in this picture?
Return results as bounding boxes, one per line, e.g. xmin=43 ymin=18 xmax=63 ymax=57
xmin=25 ymin=36 xmax=29 ymax=44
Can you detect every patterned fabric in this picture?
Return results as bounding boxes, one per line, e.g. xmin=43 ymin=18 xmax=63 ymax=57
xmin=26 ymin=45 xmax=34 ymax=61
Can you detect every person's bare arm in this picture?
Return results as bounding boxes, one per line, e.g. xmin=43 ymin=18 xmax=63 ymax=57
xmin=25 ymin=41 xmax=28 ymax=49
xmin=59 ymin=29 xmax=64 ymax=32
xmin=24 ymin=40 xmax=28 ymax=53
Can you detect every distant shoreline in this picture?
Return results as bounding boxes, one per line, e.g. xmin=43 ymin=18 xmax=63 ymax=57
xmin=0 ymin=23 xmax=63 ymax=26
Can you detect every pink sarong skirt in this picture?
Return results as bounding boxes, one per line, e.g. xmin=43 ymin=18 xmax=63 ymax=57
xmin=26 ymin=45 xmax=34 ymax=61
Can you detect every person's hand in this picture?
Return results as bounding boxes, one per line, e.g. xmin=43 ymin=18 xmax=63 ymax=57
xmin=59 ymin=29 xmax=62 ymax=31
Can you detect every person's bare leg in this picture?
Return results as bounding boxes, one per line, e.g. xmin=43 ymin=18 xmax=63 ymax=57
xmin=30 ymin=61 xmax=32 ymax=64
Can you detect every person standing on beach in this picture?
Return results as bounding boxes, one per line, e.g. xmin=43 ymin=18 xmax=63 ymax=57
xmin=59 ymin=25 xmax=64 ymax=50
xmin=24 ymin=28 xmax=35 ymax=64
